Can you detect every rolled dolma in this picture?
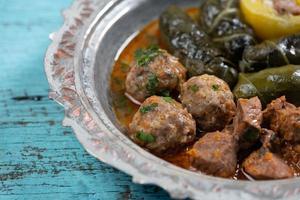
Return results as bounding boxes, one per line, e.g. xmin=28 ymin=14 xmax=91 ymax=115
xmin=159 ymin=5 xmax=238 ymax=88
xmin=200 ymin=0 xmax=256 ymax=62
xmin=240 ymin=34 xmax=300 ymax=72
xmin=234 ymin=65 xmax=300 ymax=106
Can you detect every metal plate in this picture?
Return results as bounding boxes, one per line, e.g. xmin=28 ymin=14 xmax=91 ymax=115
xmin=44 ymin=0 xmax=300 ymax=199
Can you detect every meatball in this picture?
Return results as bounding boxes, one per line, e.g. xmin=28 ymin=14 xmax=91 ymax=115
xmin=125 ymin=46 xmax=186 ymax=103
xmin=181 ymin=74 xmax=236 ymax=131
xmin=129 ymin=96 xmax=196 ymax=154
xmin=243 ymin=148 xmax=294 ymax=180
xmin=190 ymin=130 xmax=238 ymax=178
xmin=233 ymin=97 xmax=263 ymax=149
xmin=263 ymin=96 xmax=300 ymax=143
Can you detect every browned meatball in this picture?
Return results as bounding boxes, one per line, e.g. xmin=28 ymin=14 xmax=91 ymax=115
xmin=181 ymin=74 xmax=236 ymax=131
xmin=190 ymin=130 xmax=238 ymax=178
xmin=233 ymin=97 xmax=263 ymax=149
xmin=243 ymin=148 xmax=294 ymax=180
xmin=129 ymin=96 xmax=196 ymax=155
xmin=125 ymin=47 xmax=186 ymax=103
xmin=263 ymin=96 xmax=300 ymax=143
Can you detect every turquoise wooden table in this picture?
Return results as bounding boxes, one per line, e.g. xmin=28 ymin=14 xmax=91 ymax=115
xmin=0 ymin=1 xmax=171 ymax=199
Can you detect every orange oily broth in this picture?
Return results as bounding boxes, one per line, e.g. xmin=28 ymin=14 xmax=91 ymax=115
xmin=110 ymin=8 xmax=247 ymax=180
xmin=111 ymin=8 xmax=198 ymax=129
xmin=110 ymin=19 xmax=159 ymax=128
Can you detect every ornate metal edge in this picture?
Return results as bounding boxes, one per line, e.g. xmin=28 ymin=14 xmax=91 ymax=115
xmin=44 ymin=0 xmax=300 ymax=199
xmin=44 ymin=0 xmax=197 ymax=198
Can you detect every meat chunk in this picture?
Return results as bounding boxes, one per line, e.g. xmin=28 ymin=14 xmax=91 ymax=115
xmin=243 ymin=148 xmax=294 ymax=180
xmin=233 ymin=97 xmax=263 ymax=149
xmin=260 ymin=128 xmax=281 ymax=152
xmin=129 ymin=96 xmax=196 ymax=155
xmin=190 ymin=130 xmax=238 ymax=178
xmin=243 ymin=127 xmax=294 ymax=179
xmin=125 ymin=46 xmax=186 ymax=103
xmin=181 ymin=75 xmax=236 ymax=131
xmin=263 ymin=96 xmax=300 ymax=143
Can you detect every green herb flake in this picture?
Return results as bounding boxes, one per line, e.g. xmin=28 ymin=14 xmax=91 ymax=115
xmin=140 ymin=103 xmax=158 ymax=114
xmin=134 ymin=45 xmax=161 ymax=67
xmin=146 ymin=73 xmax=159 ymax=94
xmin=189 ymin=84 xmax=199 ymax=93
xmin=163 ymin=96 xmax=173 ymax=103
xmin=125 ymin=106 xmax=133 ymax=114
xmin=212 ymin=84 xmax=220 ymax=91
xmin=136 ymin=131 xmax=156 ymax=143
xmin=120 ymin=62 xmax=130 ymax=73
xmin=135 ymin=49 xmax=143 ymax=60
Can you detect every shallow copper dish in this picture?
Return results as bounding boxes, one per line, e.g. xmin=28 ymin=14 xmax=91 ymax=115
xmin=44 ymin=0 xmax=300 ymax=199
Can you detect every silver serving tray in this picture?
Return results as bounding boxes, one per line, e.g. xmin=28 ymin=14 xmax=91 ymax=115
xmin=44 ymin=0 xmax=300 ymax=199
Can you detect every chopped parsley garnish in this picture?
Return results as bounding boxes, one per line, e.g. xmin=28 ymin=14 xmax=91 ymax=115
xmin=189 ymin=84 xmax=199 ymax=93
xmin=163 ymin=96 xmax=173 ymax=103
xmin=136 ymin=131 xmax=156 ymax=143
xmin=146 ymin=73 xmax=159 ymax=94
xmin=120 ymin=62 xmax=130 ymax=73
xmin=134 ymin=45 xmax=161 ymax=67
xmin=126 ymin=106 xmax=133 ymax=114
xmin=140 ymin=103 xmax=158 ymax=114
xmin=212 ymin=84 xmax=220 ymax=91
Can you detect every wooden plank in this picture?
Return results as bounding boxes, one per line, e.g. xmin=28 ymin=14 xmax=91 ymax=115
xmin=0 ymin=0 xmax=170 ymax=199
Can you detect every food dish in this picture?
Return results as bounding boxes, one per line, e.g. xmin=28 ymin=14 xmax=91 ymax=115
xmin=111 ymin=0 xmax=300 ymax=180
xmin=46 ymin=0 xmax=300 ymax=198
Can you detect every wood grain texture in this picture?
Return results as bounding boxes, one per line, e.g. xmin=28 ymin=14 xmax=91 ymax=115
xmin=0 ymin=0 xmax=170 ymax=199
